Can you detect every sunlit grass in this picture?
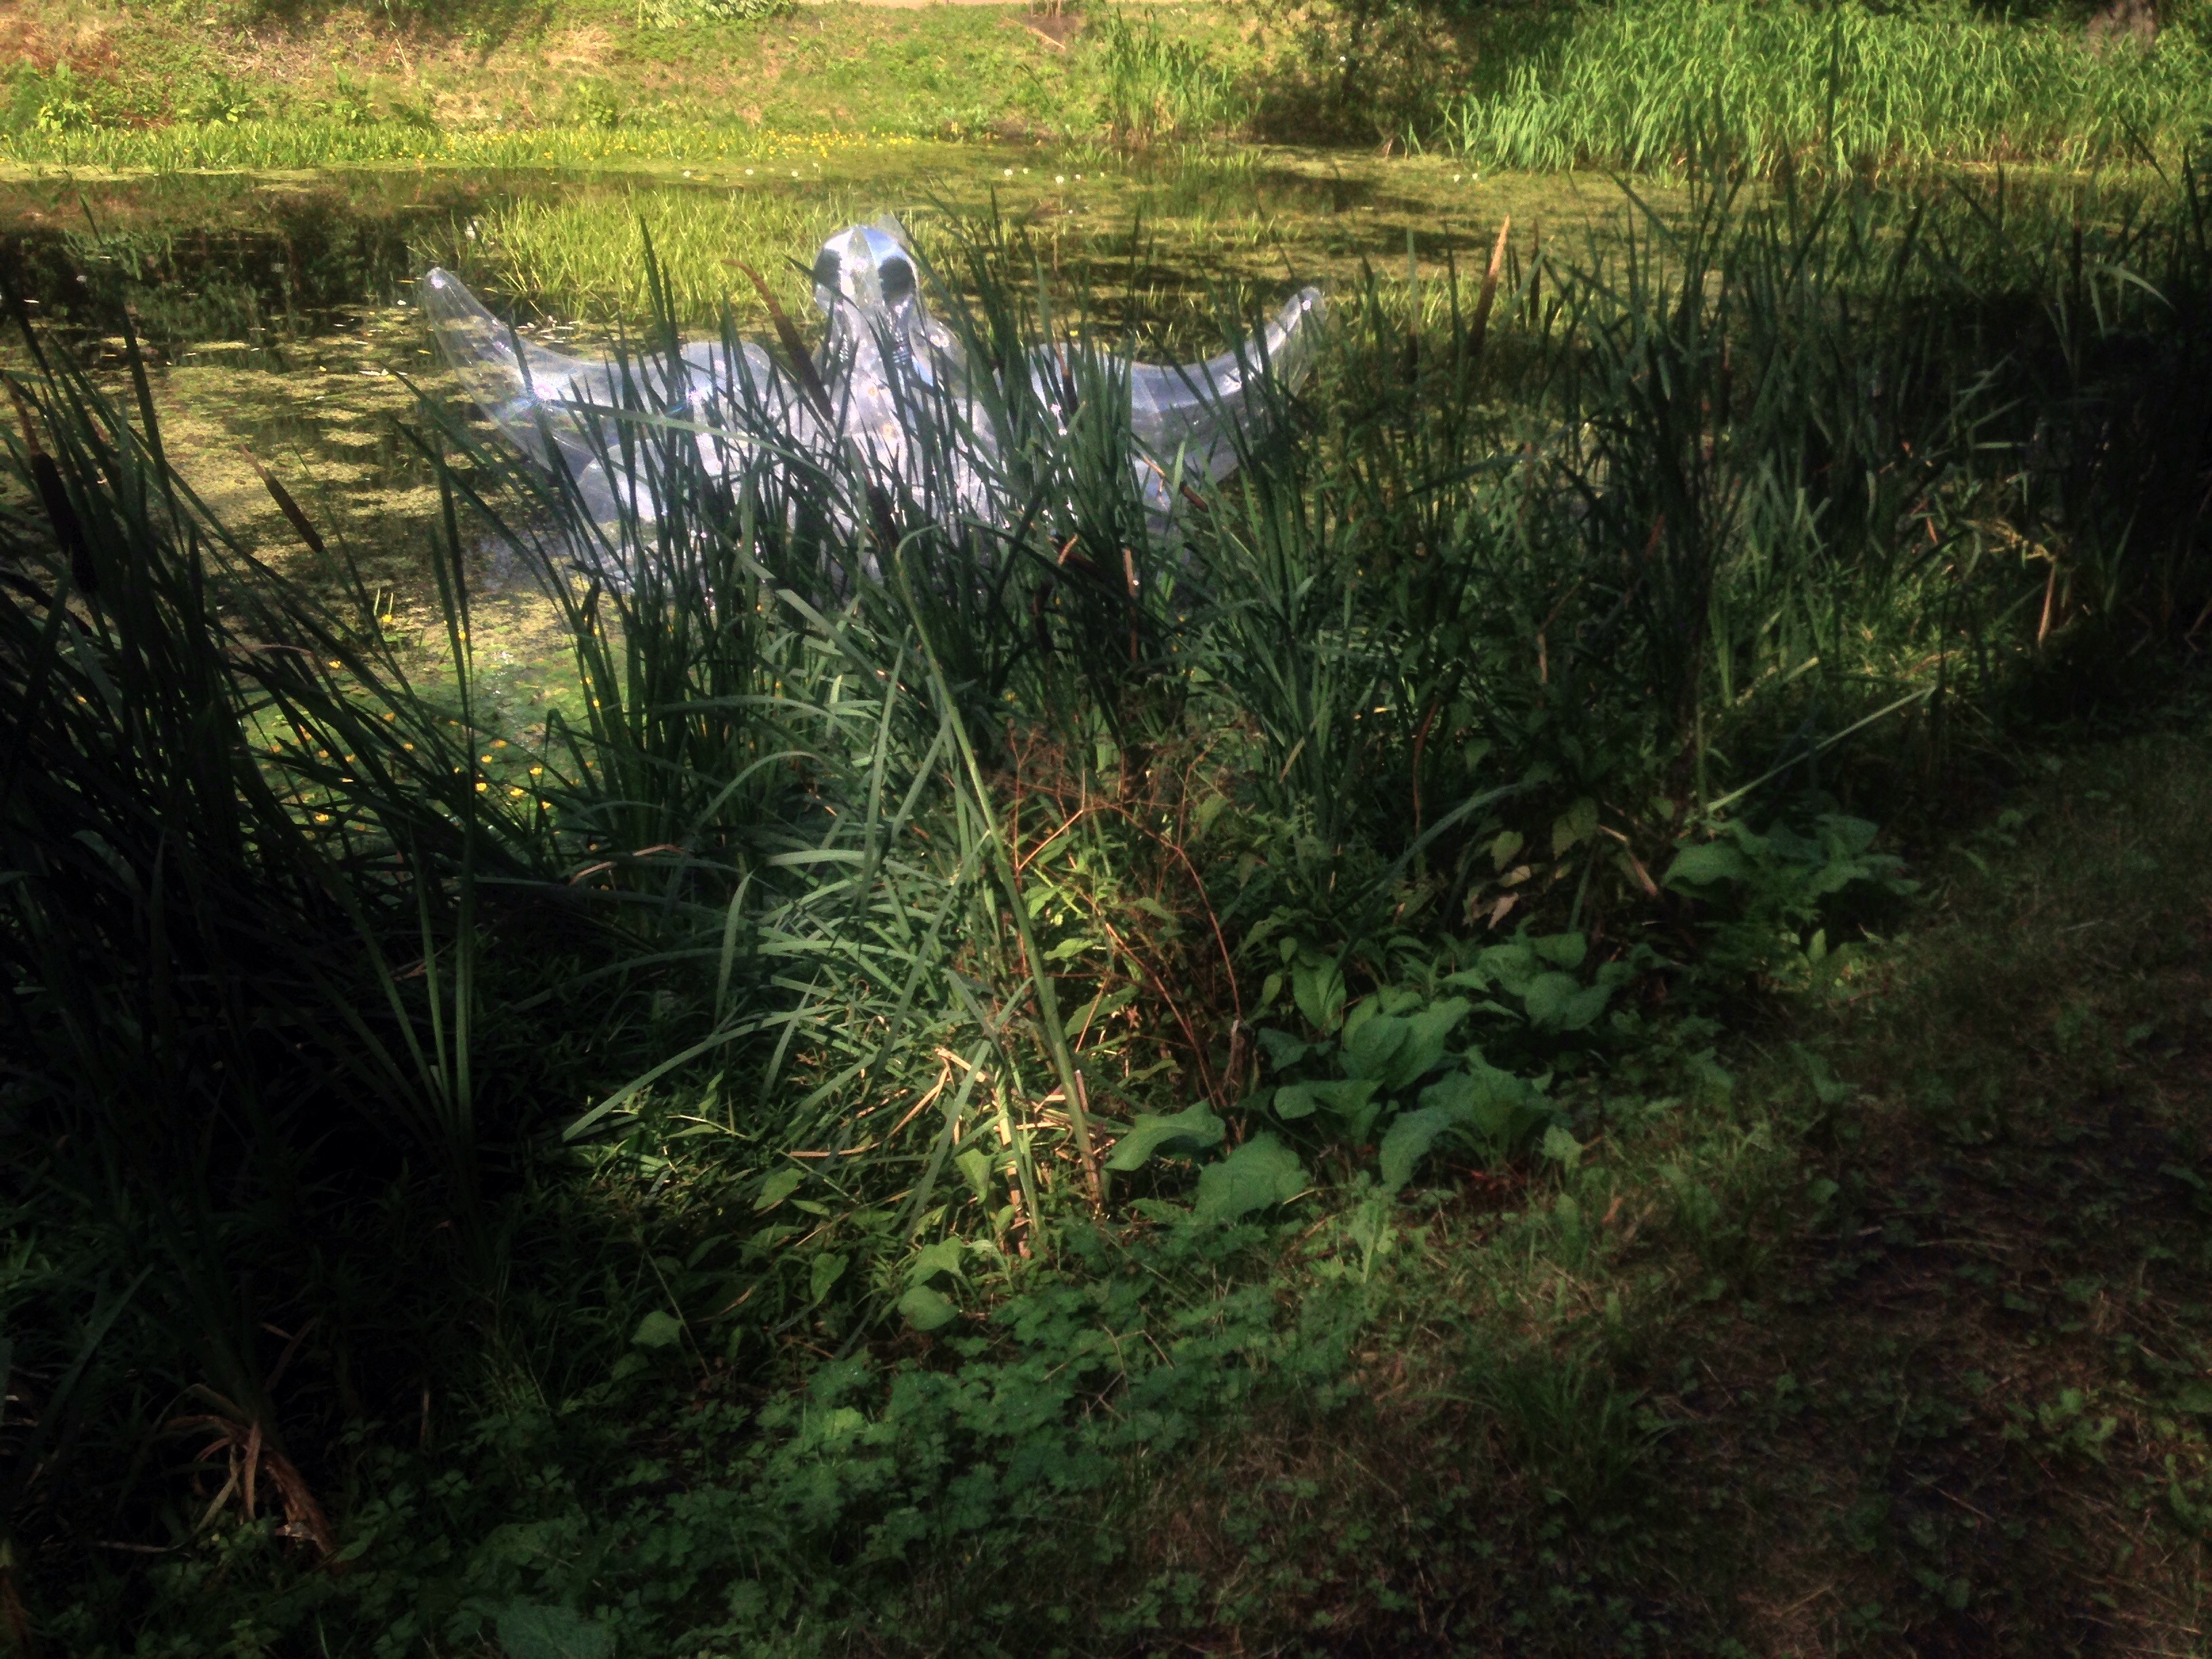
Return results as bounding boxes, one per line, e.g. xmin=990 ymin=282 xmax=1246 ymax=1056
xmin=1450 ymin=0 xmax=2212 ymax=173
xmin=0 ymin=118 xmax=905 ymax=176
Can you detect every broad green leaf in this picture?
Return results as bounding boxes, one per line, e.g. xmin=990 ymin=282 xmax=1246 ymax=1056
xmin=1341 ymin=998 xmax=1469 ymax=1089
xmin=1532 ymin=932 xmax=1589 ymax=971
xmin=1378 ymin=1104 xmax=1467 ymax=1192
xmin=1193 ymin=1134 xmax=1306 ymax=1223
xmin=1256 ymin=1027 xmax=1323 ymax=1071
xmin=1389 ymin=998 xmax=1470 ymax=1088
xmin=1273 ymin=1077 xmax=1380 ymax=1123
xmin=754 ymin=1167 xmax=803 ymax=1211
xmin=1540 ymin=1125 xmax=1584 ymax=1170
xmin=630 ymin=1310 xmax=683 ymax=1349
xmin=496 ymin=1601 xmax=613 ymax=1659
xmin=1418 ymin=1063 xmax=1549 ymax=1144
xmin=1292 ymin=956 xmax=1347 ymax=1033
xmin=1522 ymin=971 xmax=1613 ymax=1031
xmin=1105 ymin=1103 xmax=1227 ymax=1171
xmin=808 ymin=1251 xmax=848 ymax=1305
xmin=1339 ymin=1013 xmax=1411 ymax=1082
xmin=1474 ymin=937 xmax=1540 ymax=996
xmin=897 ymin=1285 xmax=959 ymax=1332
xmin=1383 ymin=1059 xmax=1556 ymax=1190
xmin=1821 ymin=813 xmax=1880 ymax=856
xmin=1551 ymin=796 xmax=1599 ymax=856
xmin=907 ymin=1239 xmax=965 ymax=1285
xmin=1663 ymin=842 xmax=1750 ymax=889
xmin=955 ymin=1148 xmax=993 ymax=1206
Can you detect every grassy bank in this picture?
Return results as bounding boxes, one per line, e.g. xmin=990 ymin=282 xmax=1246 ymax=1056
xmin=0 ymin=0 xmax=1261 ymax=170
xmin=11 ymin=153 xmax=2212 ymax=1652
xmin=1450 ymin=0 xmax=2212 ymax=173
xmin=10 ymin=0 xmax=2212 ymax=175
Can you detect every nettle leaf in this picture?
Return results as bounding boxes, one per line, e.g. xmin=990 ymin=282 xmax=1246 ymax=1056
xmin=1551 ymin=796 xmax=1599 ymax=856
xmin=1257 ymin=1027 xmax=1324 ymax=1071
xmin=630 ymin=1310 xmax=684 ymax=1349
xmin=1378 ymin=1105 xmax=1469 ymax=1193
xmin=1338 ymin=1014 xmax=1410 ymax=1081
xmin=1380 ymin=1063 xmax=1557 ymax=1189
xmin=1106 ymin=1104 xmax=1227 ymax=1171
xmin=808 ymin=1251 xmax=848 ymax=1305
xmin=1474 ymin=937 xmax=1540 ymax=996
xmin=1664 ymin=840 xmax=1751 ymax=890
xmin=496 ymin=1601 xmax=613 ymax=1659
xmin=1540 ymin=1124 xmax=1584 ymax=1170
xmin=1194 ymin=1134 xmax=1306 ymax=1223
xmin=754 ymin=1167 xmax=804 ymax=1211
xmin=1522 ymin=971 xmax=1614 ymax=1031
xmin=907 ymin=1239 xmax=966 ymax=1286
xmin=1532 ymin=932 xmax=1589 ymax=971
xmin=955 ymin=1148 xmax=994 ymax=1206
xmin=897 ymin=1284 xmax=959 ymax=1332
xmin=1273 ymin=1076 xmax=1381 ymax=1127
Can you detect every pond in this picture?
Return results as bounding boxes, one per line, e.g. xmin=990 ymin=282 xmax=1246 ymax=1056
xmin=0 ymin=144 xmax=1637 ymax=715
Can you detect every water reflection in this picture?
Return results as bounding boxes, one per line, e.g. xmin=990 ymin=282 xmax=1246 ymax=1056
xmin=0 ymin=149 xmax=1617 ymax=705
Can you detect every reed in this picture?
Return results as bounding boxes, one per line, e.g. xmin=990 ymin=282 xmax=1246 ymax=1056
xmin=1449 ymin=0 xmax=2212 ymax=174
xmin=9 ymin=163 xmax=2212 ymax=1649
xmin=1093 ymin=12 xmax=1258 ymax=147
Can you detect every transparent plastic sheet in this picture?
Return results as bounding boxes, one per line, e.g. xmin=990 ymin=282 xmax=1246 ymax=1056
xmin=420 ymin=219 xmax=1323 ymax=541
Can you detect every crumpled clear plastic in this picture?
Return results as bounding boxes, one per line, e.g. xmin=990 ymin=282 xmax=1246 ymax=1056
xmin=419 ymin=217 xmax=1322 ymax=529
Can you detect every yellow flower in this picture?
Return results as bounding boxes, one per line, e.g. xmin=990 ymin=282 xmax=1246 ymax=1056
xmin=529 ymin=766 xmax=544 ymax=777
xmin=509 ymin=786 xmax=527 ymax=797
xmin=475 ymin=781 xmax=489 ymax=792
xmin=312 ymin=813 xmax=331 ymax=823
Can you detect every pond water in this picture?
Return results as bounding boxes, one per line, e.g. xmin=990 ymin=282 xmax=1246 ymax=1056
xmin=0 ymin=144 xmax=1635 ymax=716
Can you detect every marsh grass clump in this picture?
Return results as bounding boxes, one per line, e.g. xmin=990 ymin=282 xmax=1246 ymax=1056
xmin=1092 ymin=11 xmax=1258 ymax=148
xmin=1451 ymin=0 xmax=2212 ymax=174
xmin=9 ymin=163 xmax=2212 ymax=1652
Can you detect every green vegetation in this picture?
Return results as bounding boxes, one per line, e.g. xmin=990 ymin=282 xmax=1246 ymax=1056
xmin=0 ymin=2 xmax=1254 ymax=172
xmin=14 ymin=0 xmax=2212 ymax=1649
xmin=0 ymin=117 xmax=887 ymax=173
xmin=13 ymin=0 xmax=2212 ymax=177
xmin=1451 ymin=0 xmax=2212 ymax=173
xmin=10 ymin=148 xmax=2212 ymax=1651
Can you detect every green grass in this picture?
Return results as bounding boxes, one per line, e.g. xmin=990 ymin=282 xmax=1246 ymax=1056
xmin=12 ymin=159 xmax=2212 ymax=1653
xmin=1450 ymin=0 xmax=2212 ymax=174
xmin=0 ymin=2 xmax=1259 ymax=173
xmin=0 ymin=117 xmax=889 ymax=174
xmin=9 ymin=0 xmax=2212 ymax=179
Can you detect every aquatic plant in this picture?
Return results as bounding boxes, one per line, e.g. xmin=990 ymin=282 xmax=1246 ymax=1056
xmin=9 ymin=163 xmax=2212 ymax=1650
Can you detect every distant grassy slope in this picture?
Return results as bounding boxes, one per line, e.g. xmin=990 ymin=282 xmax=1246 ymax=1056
xmin=9 ymin=0 xmax=2212 ymax=174
xmin=0 ymin=0 xmax=1256 ymax=158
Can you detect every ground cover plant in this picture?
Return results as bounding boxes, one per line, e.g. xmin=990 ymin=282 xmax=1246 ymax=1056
xmin=13 ymin=0 xmax=2212 ymax=176
xmin=9 ymin=152 xmax=2212 ymax=1655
